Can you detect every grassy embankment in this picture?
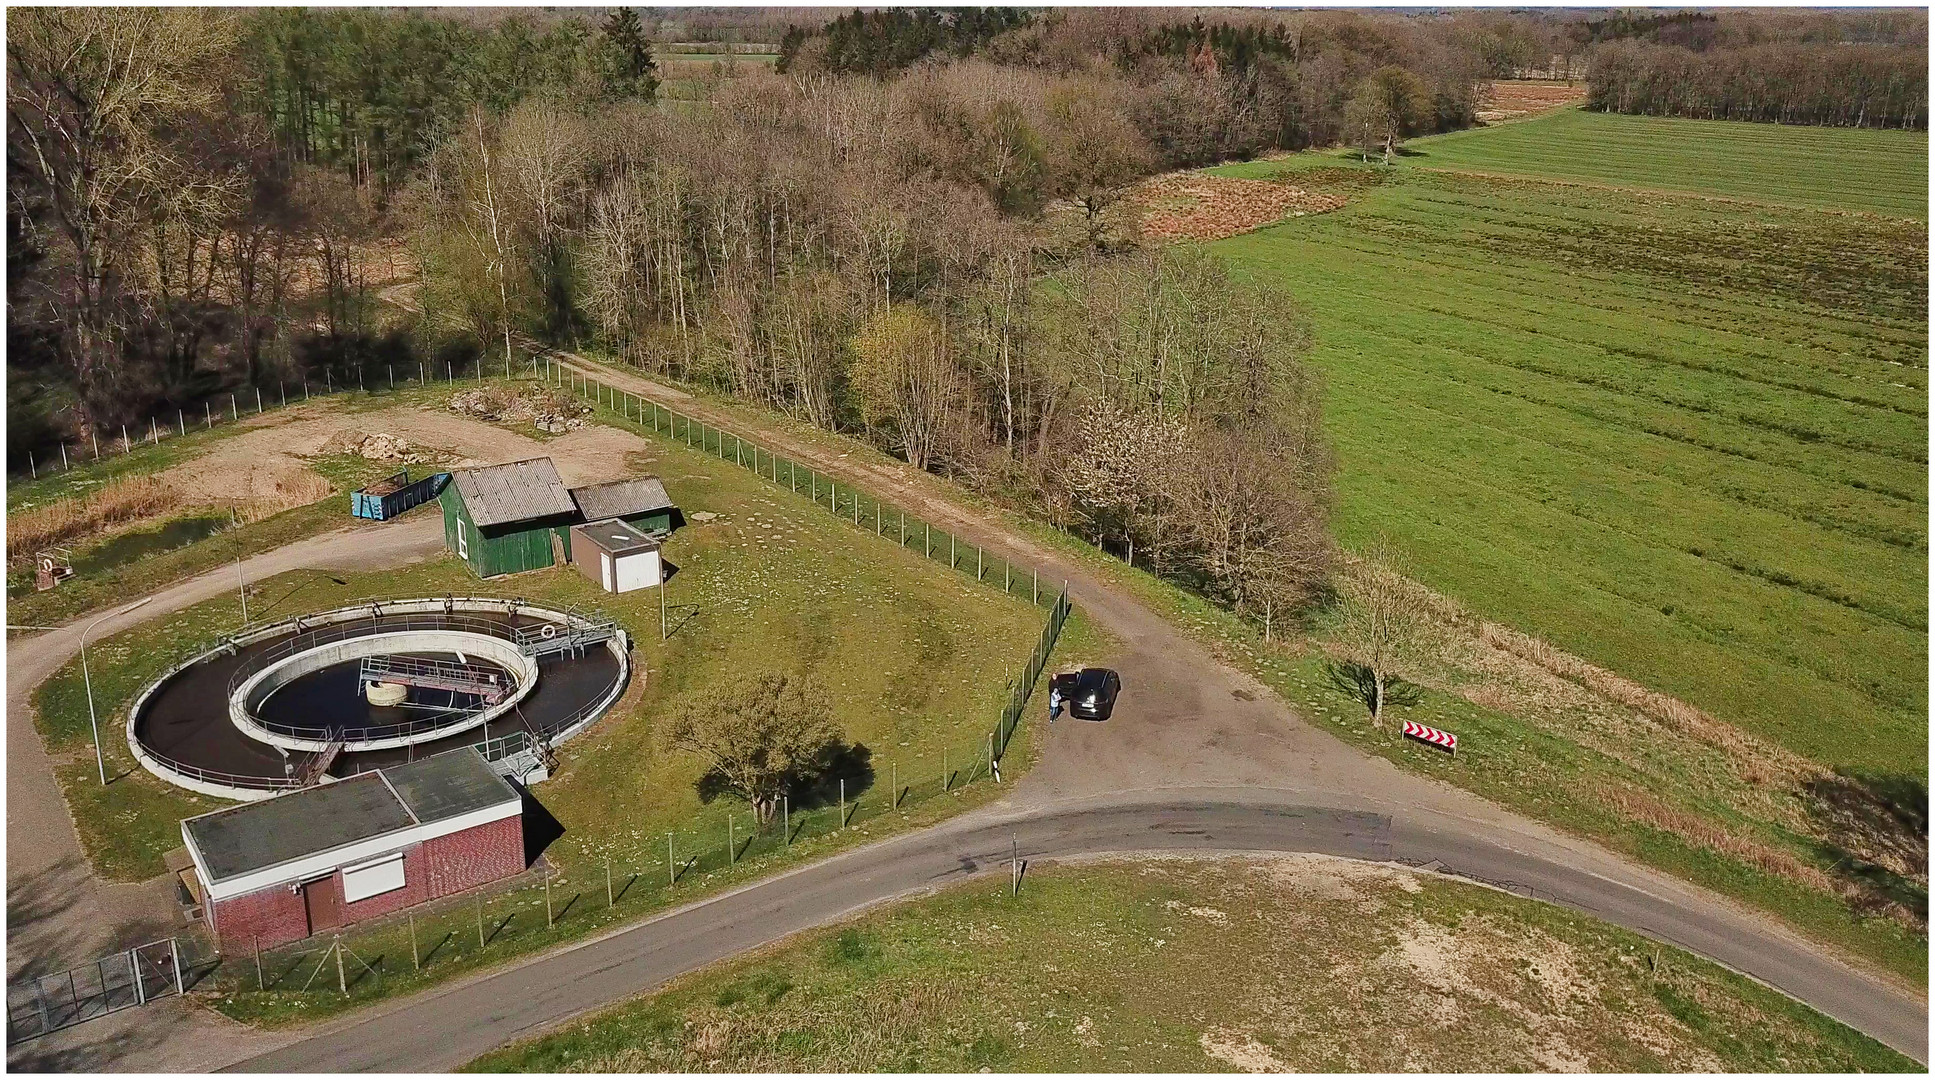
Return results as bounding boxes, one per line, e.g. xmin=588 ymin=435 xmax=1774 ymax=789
xmin=33 ymin=397 xmax=1095 ymax=1023
xmin=470 ymin=857 xmax=1915 ymax=1072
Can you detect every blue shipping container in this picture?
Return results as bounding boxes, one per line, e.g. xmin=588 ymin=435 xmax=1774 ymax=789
xmin=351 ymin=469 xmax=450 ymax=521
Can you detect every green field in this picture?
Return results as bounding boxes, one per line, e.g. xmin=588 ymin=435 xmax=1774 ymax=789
xmin=1403 ymin=107 xmax=1930 ymax=218
xmin=470 ymin=857 xmax=1913 ymax=1072
xmin=1205 ymin=139 xmax=1927 ymax=780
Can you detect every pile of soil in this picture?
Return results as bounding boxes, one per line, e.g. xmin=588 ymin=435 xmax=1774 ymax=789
xmin=1477 ymin=80 xmax=1587 ymax=123
xmin=447 ymin=386 xmax=591 ymax=435
xmin=321 ymin=430 xmax=424 ymax=463
xmin=1136 ymin=173 xmax=1349 ymax=242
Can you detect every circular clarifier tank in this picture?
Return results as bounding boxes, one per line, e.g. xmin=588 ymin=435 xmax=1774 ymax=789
xmin=128 ymin=599 xmax=629 ymax=801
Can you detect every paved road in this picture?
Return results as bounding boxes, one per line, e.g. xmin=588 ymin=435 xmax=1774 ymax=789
xmin=6 ymin=516 xmax=444 ymax=1071
xmin=236 ymin=790 xmax=1929 ymax=1071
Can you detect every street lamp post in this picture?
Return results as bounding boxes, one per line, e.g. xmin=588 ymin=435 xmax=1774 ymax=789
xmin=80 ymin=598 xmax=152 ymax=785
xmin=10 ymin=600 xmax=160 ymax=786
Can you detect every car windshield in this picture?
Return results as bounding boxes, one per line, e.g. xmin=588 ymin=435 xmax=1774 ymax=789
xmin=1075 ymin=669 xmax=1108 ymax=695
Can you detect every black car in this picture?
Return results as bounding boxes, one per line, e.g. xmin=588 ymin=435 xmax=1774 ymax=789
xmin=1065 ymin=667 xmax=1121 ymax=721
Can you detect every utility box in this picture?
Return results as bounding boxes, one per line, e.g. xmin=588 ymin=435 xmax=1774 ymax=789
xmin=569 ymin=518 xmax=663 ymax=593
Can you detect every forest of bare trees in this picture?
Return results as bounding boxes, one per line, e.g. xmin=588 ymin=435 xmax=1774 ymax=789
xmin=9 ymin=6 xmax=1927 ymax=621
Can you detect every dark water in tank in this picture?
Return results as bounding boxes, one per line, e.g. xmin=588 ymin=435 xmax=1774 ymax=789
xmin=257 ymin=651 xmax=512 ymax=740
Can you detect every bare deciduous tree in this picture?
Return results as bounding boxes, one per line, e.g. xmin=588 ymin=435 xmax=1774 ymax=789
xmin=1330 ymin=540 xmax=1433 ymax=726
xmin=7 ymin=7 xmax=238 ymax=429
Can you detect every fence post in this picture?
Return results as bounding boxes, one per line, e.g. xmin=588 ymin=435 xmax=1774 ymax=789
xmin=231 ymin=396 xmax=238 ymax=420
xmin=122 ymin=424 xmax=130 ymax=452
xmin=783 ymin=796 xmax=790 ymax=845
xmin=256 ymin=388 xmax=263 ymax=413
xmin=254 ymin=935 xmax=264 ymax=990
xmin=728 ymin=813 xmax=735 ymax=864
xmin=942 ymin=747 xmax=948 ymax=792
xmin=60 ymin=443 xmax=69 ymax=471
xmin=205 ymin=403 xmax=212 ymax=428
xmin=409 ymin=914 xmax=418 ymax=971
xmin=1033 ymin=569 xmax=1039 ymax=605
xmin=839 ymin=779 xmax=845 ymax=829
xmin=545 ymin=870 xmax=553 ymax=927
xmin=901 ymin=511 xmax=906 ymax=546
xmin=667 ymin=831 xmax=675 ymax=885
xmin=334 ymin=938 xmax=346 ymax=996
xmin=28 ymin=451 xmax=35 ymax=479
xmin=178 ymin=410 xmax=185 ymax=436
xmin=891 ymin=761 xmax=898 ymax=808
xmin=476 ymin=894 xmax=484 ymax=949
xmin=132 ymin=948 xmax=145 ymax=1005
xmin=951 ymin=533 xmax=956 ymax=568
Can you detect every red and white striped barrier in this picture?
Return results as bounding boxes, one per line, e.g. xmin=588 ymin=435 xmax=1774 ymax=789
xmin=1402 ymin=719 xmax=1457 ymax=753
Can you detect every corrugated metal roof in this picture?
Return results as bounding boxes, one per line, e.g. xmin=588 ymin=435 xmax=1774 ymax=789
xmin=451 ymin=458 xmax=578 ymax=527
xmin=569 ymin=477 xmax=674 ymax=522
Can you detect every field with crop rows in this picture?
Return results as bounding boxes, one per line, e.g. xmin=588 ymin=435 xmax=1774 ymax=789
xmin=1402 ymin=107 xmax=1928 ymax=218
xmin=1207 ymin=131 xmax=1927 ymax=778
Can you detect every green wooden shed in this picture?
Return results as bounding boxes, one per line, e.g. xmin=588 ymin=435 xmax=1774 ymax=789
xmin=441 ymin=458 xmax=583 ymax=578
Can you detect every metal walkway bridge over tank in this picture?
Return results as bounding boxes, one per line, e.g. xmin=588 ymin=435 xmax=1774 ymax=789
xmin=356 ymin=655 xmax=514 ymax=704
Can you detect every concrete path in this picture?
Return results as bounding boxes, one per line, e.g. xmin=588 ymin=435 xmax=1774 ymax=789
xmin=5 ymin=516 xmax=444 ymax=1070
xmin=234 ymin=791 xmax=1928 ymax=1071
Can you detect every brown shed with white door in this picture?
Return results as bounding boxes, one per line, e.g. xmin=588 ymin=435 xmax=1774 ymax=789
xmin=569 ymin=518 xmax=663 ymax=593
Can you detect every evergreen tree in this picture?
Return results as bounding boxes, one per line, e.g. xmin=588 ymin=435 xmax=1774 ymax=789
xmin=599 ymin=7 xmax=659 ymax=102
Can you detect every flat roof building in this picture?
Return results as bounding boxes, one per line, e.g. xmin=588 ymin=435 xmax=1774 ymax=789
xmin=181 ymin=747 xmax=525 ymax=949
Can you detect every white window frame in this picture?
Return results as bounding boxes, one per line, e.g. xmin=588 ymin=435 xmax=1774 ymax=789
xmin=457 ymin=521 xmax=469 ymax=559
xmin=341 ymin=853 xmax=406 ymax=904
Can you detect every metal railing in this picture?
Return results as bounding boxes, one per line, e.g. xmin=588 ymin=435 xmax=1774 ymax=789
xmin=127 ymin=597 xmax=618 ymax=793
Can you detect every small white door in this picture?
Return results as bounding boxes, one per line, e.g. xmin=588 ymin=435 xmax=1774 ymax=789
xmin=601 ymin=552 xmax=613 ymax=591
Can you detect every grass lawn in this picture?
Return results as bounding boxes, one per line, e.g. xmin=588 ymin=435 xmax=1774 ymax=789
xmin=1198 ymin=155 xmax=1926 ymax=782
xmin=1397 ymin=106 xmax=1929 ymax=218
xmin=468 ymin=856 xmax=1915 ymax=1072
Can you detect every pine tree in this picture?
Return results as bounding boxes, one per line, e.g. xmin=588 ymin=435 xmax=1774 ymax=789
xmin=599 ymin=7 xmax=659 ymax=103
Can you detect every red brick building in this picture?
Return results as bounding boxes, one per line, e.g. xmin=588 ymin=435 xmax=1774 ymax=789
xmin=181 ymin=747 xmax=525 ymax=950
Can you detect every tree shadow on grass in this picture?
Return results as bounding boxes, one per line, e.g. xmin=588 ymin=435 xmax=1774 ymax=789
xmin=692 ymin=742 xmax=876 ymax=822
xmin=1323 ymin=660 xmax=1424 ymax=716
xmin=1805 ymin=771 xmax=1928 ymax=925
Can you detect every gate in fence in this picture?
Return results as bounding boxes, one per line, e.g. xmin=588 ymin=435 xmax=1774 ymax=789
xmin=6 ymin=938 xmax=184 ymax=1044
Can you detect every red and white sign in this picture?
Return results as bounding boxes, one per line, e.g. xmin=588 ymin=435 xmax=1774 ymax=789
xmin=1403 ymin=719 xmax=1457 ymax=753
